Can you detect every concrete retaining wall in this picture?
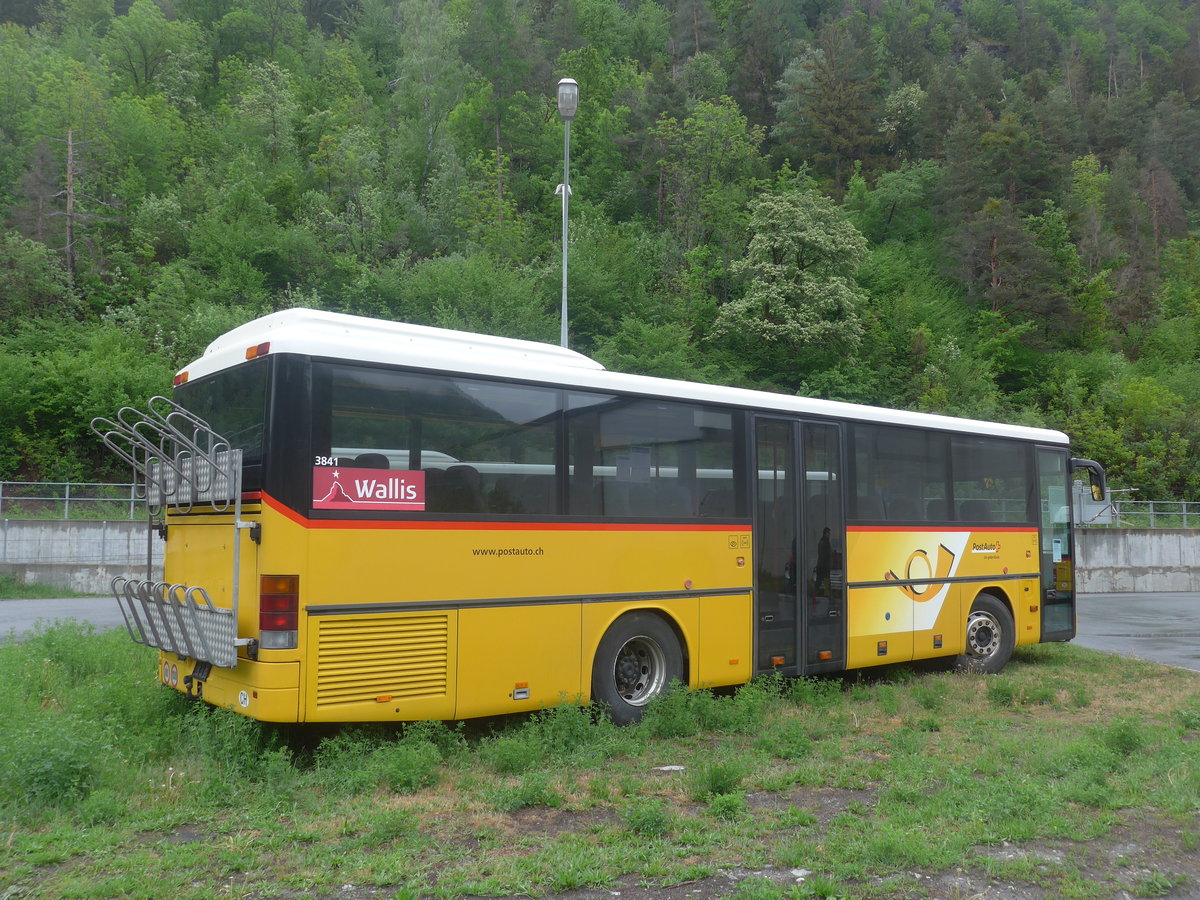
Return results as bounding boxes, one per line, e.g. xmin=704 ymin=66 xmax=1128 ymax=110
xmin=0 ymin=519 xmax=1195 ymax=595
xmin=1 ymin=519 xmax=162 ymax=593
xmin=0 ymin=562 xmax=162 ymax=595
xmin=1075 ymin=528 xmax=1200 ymax=592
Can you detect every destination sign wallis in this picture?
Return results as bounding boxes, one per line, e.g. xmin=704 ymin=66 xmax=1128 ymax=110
xmin=312 ymin=466 xmax=426 ymax=511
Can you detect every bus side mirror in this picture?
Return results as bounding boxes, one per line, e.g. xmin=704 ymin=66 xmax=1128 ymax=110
xmin=1070 ymin=458 xmax=1107 ymax=503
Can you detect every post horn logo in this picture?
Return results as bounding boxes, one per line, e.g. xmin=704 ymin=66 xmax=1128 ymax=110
xmin=884 ymin=543 xmax=956 ymax=601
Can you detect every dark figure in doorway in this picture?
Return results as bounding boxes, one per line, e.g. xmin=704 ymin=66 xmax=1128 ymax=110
xmin=814 ymin=527 xmax=832 ymax=598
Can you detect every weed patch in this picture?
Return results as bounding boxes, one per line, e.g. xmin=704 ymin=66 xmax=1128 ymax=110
xmin=2 ymin=632 xmax=1199 ymax=899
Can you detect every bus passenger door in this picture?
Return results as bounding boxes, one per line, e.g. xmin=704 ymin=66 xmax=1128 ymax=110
xmin=754 ymin=418 xmax=800 ymax=674
xmin=753 ymin=418 xmax=846 ymax=676
xmin=800 ymin=422 xmax=845 ymax=673
xmin=1037 ymin=447 xmax=1076 ymax=640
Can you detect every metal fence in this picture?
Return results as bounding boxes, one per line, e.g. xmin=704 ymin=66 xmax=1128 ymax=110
xmin=1107 ymin=500 xmax=1200 ymax=529
xmin=0 ymin=482 xmax=144 ymax=520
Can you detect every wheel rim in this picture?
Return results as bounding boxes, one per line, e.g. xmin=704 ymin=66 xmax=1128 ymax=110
xmin=613 ymin=635 xmax=668 ymax=706
xmin=965 ymin=610 xmax=1002 ymax=659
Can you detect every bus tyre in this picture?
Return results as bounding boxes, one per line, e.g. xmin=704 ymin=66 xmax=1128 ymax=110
xmin=591 ymin=612 xmax=684 ymax=725
xmin=954 ymin=594 xmax=1015 ymax=674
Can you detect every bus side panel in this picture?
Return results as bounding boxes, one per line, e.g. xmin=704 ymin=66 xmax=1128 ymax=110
xmin=697 ymin=593 xmax=753 ymax=688
xmin=299 ymin=523 xmax=746 ymax=612
xmin=846 ymin=585 xmax=915 ymax=668
xmin=912 ymin=584 xmax=963 ymax=661
xmin=1013 ymin=576 xmax=1043 ymax=646
xmin=456 ymin=603 xmax=582 ymax=718
xmin=303 ymin=609 xmax=459 ymax=722
xmin=295 ymin=518 xmax=747 ymax=719
xmin=845 ymin=527 xmax=1039 ymax=668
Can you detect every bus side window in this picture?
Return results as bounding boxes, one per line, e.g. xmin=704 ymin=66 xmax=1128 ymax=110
xmin=565 ymin=394 xmax=737 ymax=519
xmin=354 ymin=453 xmax=389 ymax=469
xmin=958 ymin=498 xmax=993 ymax=521
xmin=925 ymin=498 xmax=950 ymax=520
xmin=440 ymin=465 xmax=483 ymax=513
xmin=855 ymin=495 xmax=883 ymax=519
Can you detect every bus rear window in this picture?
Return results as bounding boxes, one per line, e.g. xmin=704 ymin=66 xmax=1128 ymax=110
xmin=174 ymin=358 xmax=268 ymax=488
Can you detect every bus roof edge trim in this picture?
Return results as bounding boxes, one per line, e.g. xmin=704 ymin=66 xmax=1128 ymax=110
xmin=180 ymin=308 xmax=1071 ymax=446
xmin=197 ymin=309 xmax=605 ymax=376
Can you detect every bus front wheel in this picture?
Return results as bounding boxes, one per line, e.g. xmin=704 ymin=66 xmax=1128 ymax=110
xmin=954 ymin=593 xmax=1015 ymax=674
xmin=591 ymin=612 xmax=684 ymax=725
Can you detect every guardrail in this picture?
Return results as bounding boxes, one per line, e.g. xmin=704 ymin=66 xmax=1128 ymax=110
xmin=0 ymin=482 xmax=144 ymax=520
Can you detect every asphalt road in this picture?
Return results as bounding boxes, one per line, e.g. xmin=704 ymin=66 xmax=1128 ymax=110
xmin=1074 ymin=591 xmax=1200 ymax=672
xmin=2 ymin=592 xmax=1198 ymax=671
xmin=0 ymin=595 xmax=127 ymax=639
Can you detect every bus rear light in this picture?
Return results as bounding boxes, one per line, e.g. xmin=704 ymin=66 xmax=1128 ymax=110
xmin=173 ymin=371 xmax=189 ymax=386
xmin=259 ymin=575 xmax=298 ymax=649
xmin=245 ymin=341 xmax=271 ymax=360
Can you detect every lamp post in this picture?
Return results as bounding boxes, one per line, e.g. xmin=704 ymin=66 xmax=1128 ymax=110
xmin=556 ymin=78 xmax=578 ymax=349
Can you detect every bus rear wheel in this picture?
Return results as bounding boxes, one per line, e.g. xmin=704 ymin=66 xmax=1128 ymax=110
xmin=954 ymin=593 xmax=1015 ymax=674
xmin=591 ymin=612 xmax=684 ymax=725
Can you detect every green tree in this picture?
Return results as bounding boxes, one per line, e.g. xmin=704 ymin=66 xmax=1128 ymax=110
xmin=946 ymin=198 xmax=1075 ymax=353
xmin=713 ymin=188 xmax=868 ymax=384
xmin=773 ymin=27 xmax=880 ymax=192
xmin=0 ymin=322 xmax=174 ymax=480
xmin=101 ymin=0 xmax=203 ymax=95
xmin=725 ymin=0 xmax=798 ymax=126
xmin=233 ymin=61 xmax=298 ymax=166
xmin=0 ymin=232 xmax=78 ymax=329
xmin=649 ymin=96 xmax=764 ymax=253
xmin=377 ymin=0 xmax=470 ymax=195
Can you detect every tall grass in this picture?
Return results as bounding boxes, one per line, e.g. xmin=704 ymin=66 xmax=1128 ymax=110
xmin=0 ymin=573 xmax=91 ymax=599
xmin=2 ymin=628 xmax=1199 ymax=900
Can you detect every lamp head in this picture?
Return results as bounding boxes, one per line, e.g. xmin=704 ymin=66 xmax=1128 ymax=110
xmin=556 ymin=78 xmax=579 ymax=121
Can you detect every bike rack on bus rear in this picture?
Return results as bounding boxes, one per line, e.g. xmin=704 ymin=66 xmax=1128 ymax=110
xmin=91 ymin=397 xmax=253 ymax=669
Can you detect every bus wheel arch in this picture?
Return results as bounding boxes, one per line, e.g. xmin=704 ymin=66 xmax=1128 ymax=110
xmin=954 ymin=591 xmax=1015 ymax=674
xmin=590 ymin=610 xmax=687 ymax=725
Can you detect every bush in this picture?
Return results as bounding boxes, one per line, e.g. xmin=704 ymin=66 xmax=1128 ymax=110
xmin=752 ymin=718 xmax=813 ymax=759
xmin=789 ymin=677 xmax=842 ymax=708
xmin=377 ymin=740 xmax=441 ymax=793
xmin=2 ymin=716 xmax=101 ymax=808
xmin=482 ymin=702 xmax=619 ymax=774
xmin=685 ymin=758 xmax=745 ymax=802
xmin=488 ymin=772 xmax=563 ymax=812
xmin=707 ymin=792 xmax=746 ymax=820
xmin=640 ymin=683 xmax=701 ymax=738
xmin=623 ymin=797 xmax=672 ymax=835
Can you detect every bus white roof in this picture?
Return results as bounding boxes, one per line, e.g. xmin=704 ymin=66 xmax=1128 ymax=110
xmin=183 ymin=308 xmax=1070 ymax=445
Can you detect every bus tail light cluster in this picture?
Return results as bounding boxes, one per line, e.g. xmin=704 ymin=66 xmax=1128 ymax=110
xmin=259 ymin=575 xmax=298 ymax=650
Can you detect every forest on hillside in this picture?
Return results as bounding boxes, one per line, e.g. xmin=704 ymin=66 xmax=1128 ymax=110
xmin=0 ymin=0 xmax=1198 ymax=497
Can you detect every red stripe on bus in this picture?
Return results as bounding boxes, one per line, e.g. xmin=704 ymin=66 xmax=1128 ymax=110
xmin=262 ymin=493 xmax=750 ymax=533
xmin=848 ymin=525 xmax=1037 ymax=533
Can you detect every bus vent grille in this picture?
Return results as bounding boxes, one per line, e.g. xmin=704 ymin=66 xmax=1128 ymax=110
xmin=315 ymin=614 xmax=449 ymax=708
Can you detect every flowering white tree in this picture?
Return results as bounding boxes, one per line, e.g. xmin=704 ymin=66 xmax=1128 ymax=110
xmin=715 ymin=188 xmax=868 ymax=361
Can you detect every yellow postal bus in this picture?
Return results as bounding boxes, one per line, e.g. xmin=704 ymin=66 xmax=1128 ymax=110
xmin=93 ymin=309 xmax=1106 ymax=724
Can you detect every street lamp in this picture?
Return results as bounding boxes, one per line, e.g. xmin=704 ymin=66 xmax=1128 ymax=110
xmin=556 ymin=77 xmax=578 ymax=349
